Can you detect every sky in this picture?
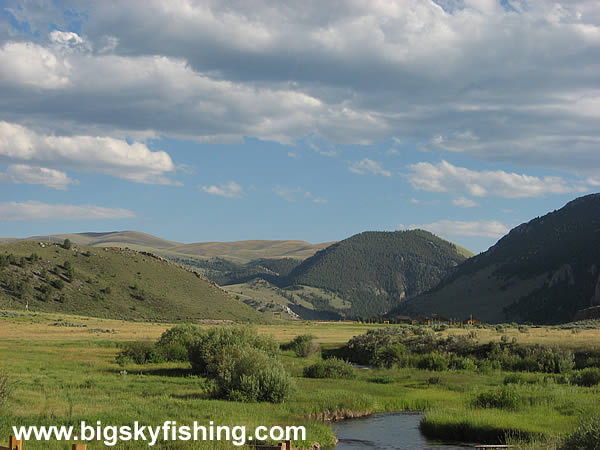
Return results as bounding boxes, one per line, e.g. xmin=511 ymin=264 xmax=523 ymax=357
xmin=0 ymin=0 xmax=598 ymax=254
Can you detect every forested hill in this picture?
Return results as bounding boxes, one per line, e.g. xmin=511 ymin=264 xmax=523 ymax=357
xmin=395 ymin=193 xmax=600 ymax=324
xmin=284 ymin=230 xmax=471 ymax=318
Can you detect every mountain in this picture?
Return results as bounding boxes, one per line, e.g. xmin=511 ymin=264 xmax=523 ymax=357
xmin=282 ymin=230 xmax=471 ymax=318
xmin=394 ymin=193 xmax=600 ymax=324
xmin=2 ymin=231 xmax=333 ymax=264
xmin=0 ymin=240 xmax=264 ymax=322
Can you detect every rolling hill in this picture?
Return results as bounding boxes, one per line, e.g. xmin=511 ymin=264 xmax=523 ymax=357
xmin=0 ymin=240 xmax=264 ymax=322
xmin=394 ymin=193 xmax=600 ymax=324
xmin=2 ymin=231 xmax=332 ymax=264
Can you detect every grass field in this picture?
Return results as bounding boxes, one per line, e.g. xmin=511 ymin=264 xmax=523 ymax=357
xmin=1 ymin=312 xmax=600 ymax=448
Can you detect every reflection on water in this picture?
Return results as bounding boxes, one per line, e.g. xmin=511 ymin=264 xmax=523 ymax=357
xmin=332 ymin=413 xmax=472 ymax=450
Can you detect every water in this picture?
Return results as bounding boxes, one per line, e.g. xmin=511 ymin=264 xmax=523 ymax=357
xmin=332 ymin=413 xmax=472 ymax=450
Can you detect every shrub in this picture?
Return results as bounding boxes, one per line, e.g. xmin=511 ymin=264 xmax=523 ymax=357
xmin=115 ymin=341 xmax=156 ymax=365
xmin=212 ymin=346 xmax=292 ymax=403
xmin=448 ymin=355 xmax=477 ymax=371
xmin=188 ymin=326 xmax=279 ymax=376
xmin=570 ymin=368 xmax=600 ymax=387
xmin=417 ymin=353 xmax=449 ymax=371
xmin=281 ymin=334 xmax=320 ymax=357
xmin=154 ymin=323 xmax=202 ymax=362
xmin=371 ymin=343 xmax=409 ymax=368
xmin=474 ymin=386 xmax=520 ymax=410
xmin=560 ymin=416 xmax=600 ymax=449
xmin=304 ymin=358 xmax=355 ymax=379
xmin=63 ymin=239 xmax=72 ymax=249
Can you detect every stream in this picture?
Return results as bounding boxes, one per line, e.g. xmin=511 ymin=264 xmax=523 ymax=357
xmin=332 ymin=413 xmax=473 ymax=449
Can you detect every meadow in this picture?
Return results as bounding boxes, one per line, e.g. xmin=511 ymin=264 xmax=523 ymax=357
xmin=1 ymin=311 xmax=600 ymax=448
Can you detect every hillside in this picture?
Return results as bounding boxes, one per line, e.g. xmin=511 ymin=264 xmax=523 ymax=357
xmin=282 ymin=230 xmax=470 ymax=318
xmin=395 ymin=193 xmax=600 ymax=324
xmin=0 ymin=240 xmax=264 ymax=322
xmin=3 ymin=231 xmax=332 ymax=264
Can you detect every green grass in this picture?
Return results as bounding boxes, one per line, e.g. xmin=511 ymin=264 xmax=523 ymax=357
xmin=0 ymin=241 xmax=264 ymax=323
xmin=1 ymin=316 xmax=600 ymax=448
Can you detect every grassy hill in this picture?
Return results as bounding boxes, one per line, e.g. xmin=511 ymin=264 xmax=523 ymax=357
xmin=3 ymin=231 xmax=332 ymax=264
xmin=0 ymin=240 xmax=264 ymax=322
xmin=395 ymin=193 xmax=600 ymax=324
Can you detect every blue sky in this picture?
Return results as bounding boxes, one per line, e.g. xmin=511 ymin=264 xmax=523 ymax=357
xmin=0 ymin=0 xmax=598 ymax=254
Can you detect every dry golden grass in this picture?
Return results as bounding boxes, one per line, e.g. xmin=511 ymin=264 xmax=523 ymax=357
xmin=2 ymin=309 xmax=600 ymax=350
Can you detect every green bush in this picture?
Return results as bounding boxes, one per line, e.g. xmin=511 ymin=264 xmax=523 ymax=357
xmin=371 ymin=343 xmax=409 ymax=368
xmin=188 ymin=326 xmax=279 ymax=376
xmin=154 ymin=323 xmax=202 ymax=362
xmin=303 ymin=358 xmax=355 ymax=379
xmin=570 ymin=368 xmax=600 ymax=387
xmin=560 ymin=416 xmax=600 ymax=449
xmin=281 ymin=334 xmax=320 ymax=357
xmin=212 ymin=346 xmax=292 ymax=403
xmin=474 ymin=386 xmax=520 ymax=410
xmin=115 ymin=342 xmax=156 ymax=365
xmin=448 ymin=355 xmax=477 ymax=371
xmin=417 ymin=353 xmax=449 ymax=371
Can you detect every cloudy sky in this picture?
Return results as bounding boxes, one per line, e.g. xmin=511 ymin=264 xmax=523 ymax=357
xmin=0 ymin=0 xmax=598 ymax=253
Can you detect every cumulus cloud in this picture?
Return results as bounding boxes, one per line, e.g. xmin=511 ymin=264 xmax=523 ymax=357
xmin=350 ymin=159 xmax=392 ymax=177
xmin=0 ymin=0 xmax=595 ymax=173
xmin=0 ymin=164 xmax=78 ymax=190
xmin=408 ymin=220 xmax=510 ymax=239
xmin=407 ymin=160 xmax=587 ymax=198
xmin=0 ymin=201 xmax=135 ymax=222
xmin=0 ymin=122 xmax=178 ymax=185
xmin=200 ymin=181 xmax=244 ymax=198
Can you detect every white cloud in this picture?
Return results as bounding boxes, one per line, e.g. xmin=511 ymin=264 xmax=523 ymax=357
xmin=407 ymin=160 xmax=587 ymax=198
xmin=408 ymin=220 xmax=510 ymax=239
xmin=0 ymin=164 xmax=78 ymax=190
xmin=0 ymin=121 xmax=178 ymax=185
xmin=409 ymin=198 xmax=420 ymax=204
xmin=350 ymin=158 xmax=392 ymax=177
xmin=200 ymin=181 xmax=244 ymax=198
xmin=452 ymin=196 xmax=479 ymax=208
xmin=0 ymin=201 xmax=135 ymax=222
xmin=313 ymin=197 xmax=328 ymax=204
xmin=0 ymin=41 xmax=71 ymax=89
xmin=0 ymin=1 xmax=597 ymax=174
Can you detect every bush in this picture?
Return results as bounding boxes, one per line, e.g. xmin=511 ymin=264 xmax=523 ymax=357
xmin=570 ymin=368 xmax=600 ymax=387
xmin=474 ymin=386 xmax=520 ymax=410
xmin=188 ymin=326 xmax=279 ymax=376
xmin=371 ymin=343 xmax=409 ymax=368
xmin=448 ymin=355 xmax=477 ymax=371
xmin=560 ymin=416 xmax=600 ymax=449
xmin=304 ymin=358 xmax=355 ymax=379
xmin=281 ymin=334 xmax=320 ymax=357
xmin=63 ymin=239 xmax=72 ymax=249
xmin=115 ymin=342 xmax=156 ymax=365
xmin=154 ymin=323 xmax=202 ymax=362
xmin=212 ymin=346 xmax=293 ymax=403
xmin=417 ymin=353 xmax=449 ymax=371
